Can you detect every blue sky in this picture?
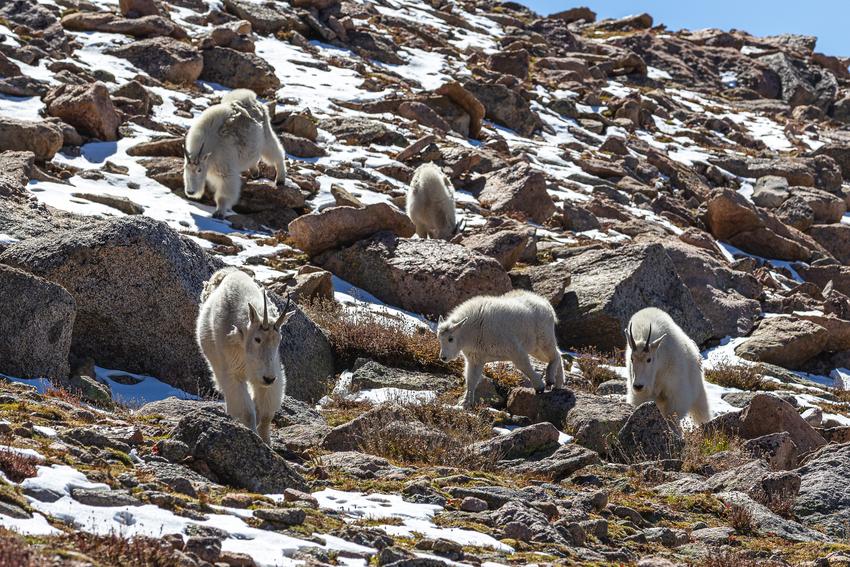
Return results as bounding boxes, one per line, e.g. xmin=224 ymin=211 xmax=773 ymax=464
xmin=517 ymin=1 xmax=849 ymax=57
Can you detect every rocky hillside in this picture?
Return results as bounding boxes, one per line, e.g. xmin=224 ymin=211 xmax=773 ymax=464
xmin=1 ymin=0 xmax=850 ymax=565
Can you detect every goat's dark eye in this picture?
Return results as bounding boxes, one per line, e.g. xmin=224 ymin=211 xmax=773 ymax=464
xmin=646 ymin=358 xmax=651 ymax=363
xmin=447 ymin=337 xmax=453 ymax=343
xmin=254 ymin=337 xmax=261 ymax=344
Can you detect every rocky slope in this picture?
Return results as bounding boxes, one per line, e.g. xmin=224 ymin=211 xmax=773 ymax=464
xmin=1 ymin=0 xmax=850 ymax=565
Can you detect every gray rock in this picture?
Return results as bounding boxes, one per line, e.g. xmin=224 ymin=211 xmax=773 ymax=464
xmin=615 ymin=402 xmax=684 ymax=462
xmin=690 ymin=526 xmax=735 ymax=544
xmin=460 ymin=496 xmax=488 ymax=512
xmin=557 ymin=243 xmax=711 ymax=351
xmin=564 ymin=392 xmax=633 ymax=455
xmin=322 ymin=116 xmax=407 ymax=147
xmin=505 ymin=387 xmax=577 ymax=428
xmin=463 ymin=80 xmax=542 ymax=137
xmin=139 ymin=461 xmax=215 ymax=497
xmin=318 ymin=451 xmax=412 ymax=480
xmin=743 ymin=432 xmax=799 ymax=470
xmin=70 ymin=488 xmax=141 ymax=507
xmin=200 ymin=47 xmax=280 ymax=94
xmin=471 ymin=422 xmax=559 ymax=461
xmin=491 ymin=500 xmax=564 ymax=544
xmin=446 ymin=485 xmax=538 ymax=510
xmin=170 ymin=406 xmax=307 ymax=493
xmin=508 ymin=261 xmax=571 ymax=307
xmin=0 ymin=117 xmax=63 ymax=160
xmin=318 ymin=232 xmax=512 ymax=316
xmin=718 ymin=491 xmax=828 ymax=542
xmin=737 ymin=394 xmax=826 ymax=453
xmin=501 ymin=443 xmax=600 ymax=480
xmin=794 ymin=442 xmax=850 ymax=538
xmin=0 ymin=217 xmax=222 ymax=395
xmin=106 ymin=37 xmax=203 ymax=84
xmin=255 ymin=507 xmax=306 ymax=526
xmin=0 ymin=264 xmax=75 ymax=380
xmin=479 ymin=164 xmax=556 ymax=223
xmin=350 ymin=359 xmax=456 ymax=393
xmin=752 ymin=175 xmax=790 ymax=208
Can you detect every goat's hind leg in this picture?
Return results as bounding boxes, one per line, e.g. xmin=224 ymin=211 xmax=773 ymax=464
xmin=513 ymin=351 xmax=545 ymax=393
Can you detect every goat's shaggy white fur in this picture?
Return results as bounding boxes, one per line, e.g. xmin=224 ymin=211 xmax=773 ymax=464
xmin=407 ymin=162 xmax=458 ymax=240
xmin=196 ymin=268 xmax=294 ymax=443
xmin=625 ymin=307 xmax=711 ymax=424
xmin=183 ymin=89 xmax=286 ymax=218
xmin=437 ymin=290 xmax=565 ymax=408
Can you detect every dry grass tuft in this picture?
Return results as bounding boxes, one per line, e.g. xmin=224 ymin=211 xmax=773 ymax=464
xmin=574 ymin=347 xmax=623 ymax=393
xmin=681 ymin=427 xmax=747 ymax=474
xmin=0 ymin=527 xmax=40 ymax=567
xmin=304 ymin=298 xmax=458 ymax=373
xmin=44 ymin=385 xmax=83 ymax=406
xmin=0 ymin=449 xmax=39 ymax=483
xmin=727 ymin=502 xmax=755 ymax=535
xmin=698 ymin=548 xmax=765 ymax=567
xmin=704 ymin=362 xmax=776 ymax=392
xmin=357 ymin=399 xmax=496 ymax=469
xmin=61 ymin=532 xmax=183 ymax=566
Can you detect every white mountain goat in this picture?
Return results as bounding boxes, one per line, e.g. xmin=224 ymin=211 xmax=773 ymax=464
xmin=625 ymin=307 xmax=711 ymax=425
xmin=196 ymin=268 xmax=295 ymax=443
xmin=183 ymin=89 xmax=286 ymax=219
xmin=437 ymin=290 xmax=565 ymax=408
xmin=407 ymin=162 xmax=462 ymax=240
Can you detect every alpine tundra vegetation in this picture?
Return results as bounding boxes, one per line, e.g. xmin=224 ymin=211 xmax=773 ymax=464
xmin=0 ymin=0 xmax=850 ymax=564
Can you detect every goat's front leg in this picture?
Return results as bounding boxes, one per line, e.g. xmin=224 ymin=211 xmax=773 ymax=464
xmin=251 ymin=379 xmax=284 ymax=444
xmin=213 ymin=174 xmax=241 ymax=219
xmin=221 ymin=379 xmax=257 ymax=433
xmin=460 ymin=357 xmax=484 ymax=409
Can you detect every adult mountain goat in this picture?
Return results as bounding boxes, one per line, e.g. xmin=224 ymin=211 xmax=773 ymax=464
xmin=625 ymin=307 xmax=711 ymax=424
xmin=196 ymin=268 xmax=295 ymax=443
xmin=407 ymin=162 xmax=461 ymax=240
xmin=437 ymin=290 xmax=565 ymax=408
xmin=183 ymin=89 xmax=286 ymax=219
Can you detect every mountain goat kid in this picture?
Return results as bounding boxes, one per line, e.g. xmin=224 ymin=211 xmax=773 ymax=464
xmin=407 ymin=162 xmax=461 ymax=240
xmin=196 ymin=268 xmax=295 ymax=443
xmin=184 ymin=89 xmax=286 ymax=219
xmin=437 ymin=290 xmax=565 ymax=409
xmin=625 ymin=307 xmax=711 ymax=425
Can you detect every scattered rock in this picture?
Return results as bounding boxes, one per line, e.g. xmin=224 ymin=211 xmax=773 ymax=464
xmin=45 ymin=82 xmax=120 ymax=141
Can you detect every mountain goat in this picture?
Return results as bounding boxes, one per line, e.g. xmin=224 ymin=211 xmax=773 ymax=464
xmin=437 ymin=290 xmax=565 ymax=409
xmin=196 ymin=268 xmax=295 ymax=443
xmin=183 ymin=89 xmax=286 ymax=219
xmin=407 ymin=162 xmax=462 ymax=240
xmin=625 ymin=307 xmax=711 ymax=425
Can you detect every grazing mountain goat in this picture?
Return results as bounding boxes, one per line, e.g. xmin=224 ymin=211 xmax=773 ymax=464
xmin=196 ymin=268 xmax=295 ymax=443
xmin=625 ymin=307 xmax=711 ymax=425
xmin=407 ymin=162 xmax=461 ymax=240
xmin=437 ymin=290 xmax=565 ymax=408
xmin=183 ymin=89 xmax=286 ymax=219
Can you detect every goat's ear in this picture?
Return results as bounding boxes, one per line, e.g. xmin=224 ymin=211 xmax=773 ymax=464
xmin=649 ymin=333 xmax=667 ymax=350
xmin=274 ymin=309 xmax=295 ymax=331
xmin=248 ymin=302 xmax=260 ymax=324
xmin=227 ymin=324 xmax=244 ymax=342
xmin=451 ymin=316 xmax=468 ymax=330
xmin=201 ymin=152 xmax=212 ymax=163
xmin=437 ymin=315 xmax=444 ymax=326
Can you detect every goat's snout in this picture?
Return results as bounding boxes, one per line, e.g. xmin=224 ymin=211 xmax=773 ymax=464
xmin=632 ymin=383 xmax=644 ymax=392
xmin=440 ymin=355 xmax=448 ymax=362
xmin=262 ymin=375 xmax=276 ymax=385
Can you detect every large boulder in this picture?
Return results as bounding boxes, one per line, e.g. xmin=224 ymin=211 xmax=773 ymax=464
xmin=736 ymin=394 xmax=826 ymax=454
xmin=704 ymin=188 xmax=814 ymax=261
xmin=660 ymin=238 xmax=761 ymax=338
xmin=107 ymin=37 xmax=203 ymax=84
xmin=794 ymin=443 xmax=850 ymax=537
xmin=200 ymin=47 xmax=280 ymax=94
xmin=479 ymin=164 xmax=556 ymax=223
xmin=221 ymin=0 xmax=299 ymax=34
xmin=718 ymin=491 xmax=827 ymax=543
xmin=317 ymin=231 xmax=512 ymax=316
xmin=563 ymin=393 xmax=633 ymax=455
xmin=615 ymin=401 xmax=684 ymax=462
xmin=556 ymin=242 xmax=710 ymax=351
xmin=171 ymin=406 xmax=307 ymax=492
xmin=60 ymin=12 xmax=185 ymax=39
xmin=0 ymin=118 xmax=63 ymax=161
xmin=735 ymin=317 xmax=828 ymax=369
xmin=758 ymin=52 xmax=837 ymax=110
xmin=0 ymin=265 xmax=75 ymax=380
xmin=288 ymin=203 xmax=415 ymax=256
xmin=45 ymin=82 xmax=120 ymax=141
xmin=0 ymin=217 xmax=221 ymax=394
xmin=462 ymin=80 xmax=542 ymax=137
xmin=808 ymin=224 xmax=850 ymax=264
